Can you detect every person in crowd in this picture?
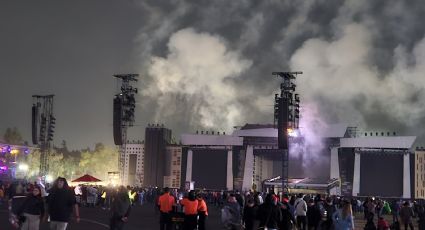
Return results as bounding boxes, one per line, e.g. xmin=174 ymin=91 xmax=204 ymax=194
xmin=400 ymin=201 xmax=414 ymax=230
xmin=417 ymin=205 xmax=425 ymax=230
xmin=378 ymin=216 xmax=390 ymax=230
xmin=279 ymin=198 xmax=296 ymax=230
xmin=332 ymin=200 xmax=354 ymax=230
xmin=243 ymin=198 xmax=257 ymax=230
xmin=222 ymin=194 xmax=242 ymax=230
xmin=158 ymin=187 xmax=176 ymax=230
xmin=256 ymin=194 xmax=281 ymax=230
xmin=16 ymin=185 xmax=45 ymax=230
xmin=180 ymin=190 xmax=199 ymax=230
xmin=197 ymin=193 xmax=208 ymax=230
xmin=138 ymin=189 xmax=145 ymax=206
xmin=307 ymin=199 xmax=322 ymax=230
xmin=0 ymin=184 xmax=5 ymax=206
xmin=392 ymin=200 xmax=402 ymax=223
xmin=110 ymin=186 xmax=131 ymax=230
xmin=46 ymin=177 xmax=79 ymax=230
xmin=295 ymin=193 xmax=308 ymax=230
xmin=322 ymin=197 xmax=336 ymax=230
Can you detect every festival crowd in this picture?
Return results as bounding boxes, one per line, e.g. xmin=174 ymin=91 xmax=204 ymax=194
xmin=1 ymin=179 xmax=425 ymax=230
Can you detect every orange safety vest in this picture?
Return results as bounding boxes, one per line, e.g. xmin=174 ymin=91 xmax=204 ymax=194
xmin=180 ymin=198 xmax=198 ymax=215
xmin=197 ymin=199 xmax=208 ymax=216
xmin=158 ymin=193 xmax=175 ymax=213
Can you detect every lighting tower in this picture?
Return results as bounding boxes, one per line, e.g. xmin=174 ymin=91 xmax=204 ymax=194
xmin=272 ymin=72 xmax=302 ymax=193
xmin=113 ymin=74 xmax=138 ymax=184
xmin=32 ymin=95 xmax=55 ymax=176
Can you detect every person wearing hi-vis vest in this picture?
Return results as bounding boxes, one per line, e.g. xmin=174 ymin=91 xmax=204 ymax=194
xmin=197 ymin=194 xmax=208 ymax=230
xmin=157 ymin=187 xmax=176 ymax=230
xmin=180 ymin=191 xmax=199 ymax=230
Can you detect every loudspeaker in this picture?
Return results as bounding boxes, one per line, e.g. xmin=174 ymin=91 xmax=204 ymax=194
xmin=32 ymin=104 xmax=38 ymax=145
xmin=278 ymin=98 xmax=288 ymax=149
xmin=113 ymin=96 xmax=123 ymax=145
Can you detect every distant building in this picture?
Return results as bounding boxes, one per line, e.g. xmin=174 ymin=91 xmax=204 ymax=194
xmin=143 ymin=124 xmax=172 ymax=187
xmin=122 ymin=141 xmax=144 ymax=186
xmin=164 ymin=145 xmax=183 ymax=188
xmin=415 ymin=148 xmax=425 ymax=199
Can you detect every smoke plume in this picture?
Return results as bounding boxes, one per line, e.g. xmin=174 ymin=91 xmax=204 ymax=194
xmin=135 ymin=0 xmax=425 ymax=146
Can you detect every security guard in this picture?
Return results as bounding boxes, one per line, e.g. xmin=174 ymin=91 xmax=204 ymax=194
xmin=180 ymin=191 xmax=198 ymax=230
xmin=197 ymin=194 xmax=208 ymax=230
xmin=158 ymin=187 xmax=176 ymax=230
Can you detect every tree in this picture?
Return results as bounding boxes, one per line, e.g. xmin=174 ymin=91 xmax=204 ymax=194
xmin=3 ymin=127 xmax=23 ymax=144
xmin=78 ymin=143 xmax=118 ymax=181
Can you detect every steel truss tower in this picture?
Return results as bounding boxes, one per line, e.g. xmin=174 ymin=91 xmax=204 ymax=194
xmin=32 ymin=95 xmax=55 ymax=176
xmin=113 ymin=74 xmax=138 ymax=184
xmin=272 ymin=72 xmax=302 ymax=193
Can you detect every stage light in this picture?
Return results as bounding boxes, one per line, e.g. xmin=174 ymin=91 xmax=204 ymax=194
xmin=24 ymin=149 xmax=30 ymax=154
xmin=287 ymin=128 xmax=298 ymax=137
xmin=18 ymin=164 xmax=29 ymax=171
xmin=6 ymin=146 xmax=11 ymax=153
xmin=10 ymin=149 xmax=19 ymax=154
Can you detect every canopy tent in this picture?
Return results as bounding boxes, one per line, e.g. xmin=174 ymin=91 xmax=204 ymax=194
xmin=72 ymin=174 xmax=102 ymax=183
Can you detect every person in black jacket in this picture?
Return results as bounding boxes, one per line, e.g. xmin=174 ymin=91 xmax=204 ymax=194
xmin=243 ymin=198 xmax=257 ymax=230
xmin=307 ymin=199 xmax=322 ymax=230
xmin=47 ymin=177 xmax=80 ymax=230
xmin=257 ymin=194 xmax=282 ymax=230
xmin=110 ymin=186 xmax=132 ymax=230
xmin=18 ymin=185 xmax=46 ymax=230
xmin=322 ymin=197 xmax=336 ymax=230
xmin=279 ymin=201 xmax=296 ymax=230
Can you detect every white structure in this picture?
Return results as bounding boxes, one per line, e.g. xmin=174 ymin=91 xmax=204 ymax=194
xmin=122 ymin=142 xmax=144 ymax=186
xmin=181 ymin=124 xmax=416 ymax=197
xmin=164 ymin=146 xmax=183 ymax=188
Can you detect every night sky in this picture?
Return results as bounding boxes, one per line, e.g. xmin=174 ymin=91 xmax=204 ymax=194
xmin=1 ymin=0 xmax=425 ymax=149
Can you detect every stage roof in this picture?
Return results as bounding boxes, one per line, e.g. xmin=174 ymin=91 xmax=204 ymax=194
xmin=181 ymin=134 xmax=243 ymax=146
xmin=340 ymin=136 xmax=416 ymax=149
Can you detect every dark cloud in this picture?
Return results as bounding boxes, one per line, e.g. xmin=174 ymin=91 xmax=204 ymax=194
xmin=1 ymin=0 xmax=425 ymax=149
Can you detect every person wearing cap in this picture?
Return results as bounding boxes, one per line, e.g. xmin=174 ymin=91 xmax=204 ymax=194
xmin=158 ymin=187 xmax=176 ymax=230
xmin=180 ymin=191 xmax=198 ymax=230
xmin=197 ymin=194 xmax=208 ymax=230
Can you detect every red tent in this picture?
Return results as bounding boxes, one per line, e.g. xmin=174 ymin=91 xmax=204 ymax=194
xmin=72 ymin=174 xmax=102 ymax=183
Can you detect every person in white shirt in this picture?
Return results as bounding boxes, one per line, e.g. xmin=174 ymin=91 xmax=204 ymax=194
xmin=294 ymin=193 xmax=307 ymax=230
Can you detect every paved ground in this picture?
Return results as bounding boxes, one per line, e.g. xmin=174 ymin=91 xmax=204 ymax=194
xmin=0 ymin=202 xmax=223 ymax=230
xmin=0 ymin=202 xmax=421 ymax=230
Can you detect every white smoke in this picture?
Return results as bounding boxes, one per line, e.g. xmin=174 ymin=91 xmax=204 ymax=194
xmin=144 ymin=28 xmax=252 ymax=129
xmin=289 ymin=103 xmax=329 ymax=177
xmin=290 ymin=22 xmax=425 ymax=130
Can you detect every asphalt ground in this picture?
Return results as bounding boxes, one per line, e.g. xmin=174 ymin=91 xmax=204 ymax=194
xmin=0 ymin=202 xmax=223 ymax=230
xmin=0 ymin=202 xmax=420 ymax=230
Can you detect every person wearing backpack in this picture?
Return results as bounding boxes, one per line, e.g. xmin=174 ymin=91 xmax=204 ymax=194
xmin=295 ymin=193 xmax=308 ymax=230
